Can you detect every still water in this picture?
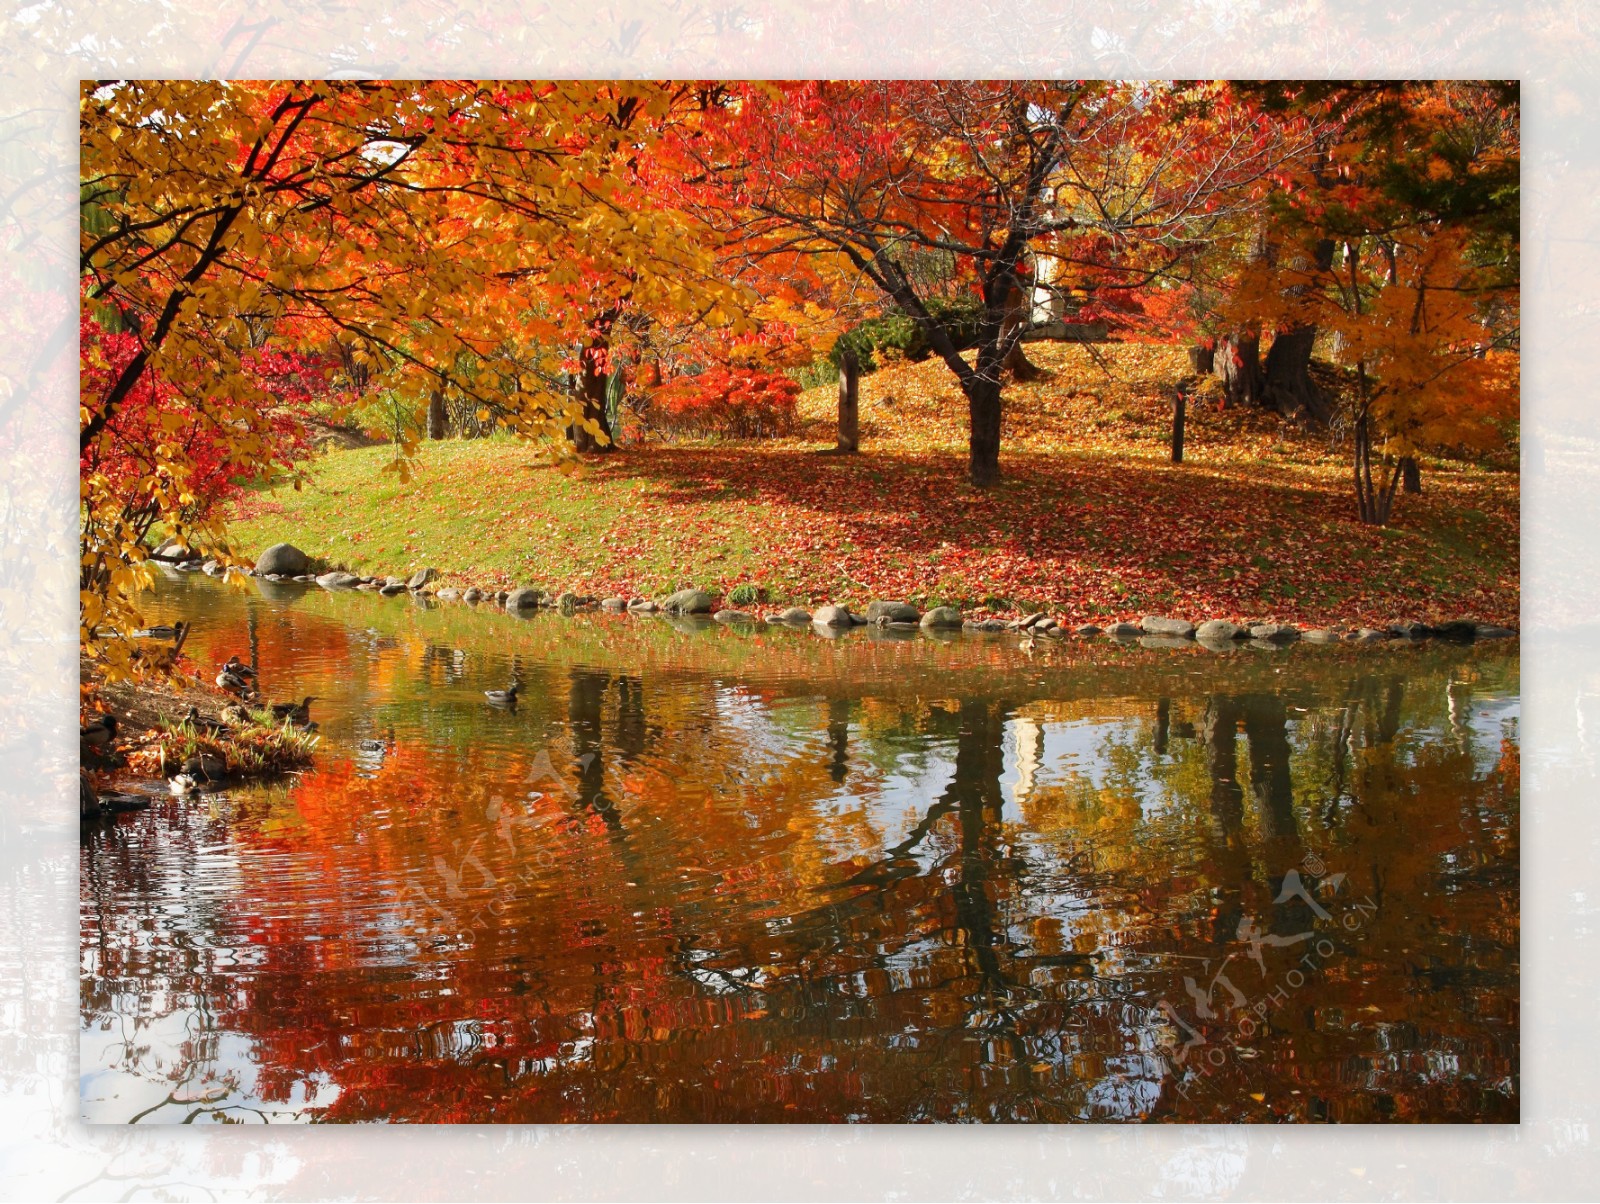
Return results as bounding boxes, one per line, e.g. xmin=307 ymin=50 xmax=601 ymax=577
xmin=81 ymin=572 xmax=1518 ymax=1123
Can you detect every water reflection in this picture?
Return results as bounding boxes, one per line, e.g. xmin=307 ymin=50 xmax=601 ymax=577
xmin=80 ymin=574 xmax=1519 ymax=1123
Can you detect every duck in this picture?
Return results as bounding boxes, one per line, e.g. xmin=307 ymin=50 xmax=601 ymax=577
xmin=269 ymin=695 xmax=317 ymax=725
xmin=80 ymin=714 xmax=119 ymax=750
xmin=216 ymin=667 xmax=256 ymax=698
xmin=220 ymin=702 xmax=253 ymax=726
xmin=222 ymin=654 xmax=257 ymax=680
xmin=97 ymin=791 xmax=152 ymax=813
xmin=180 ymin=705 xmax=230 ymax=736
xmin=180 ymin=751 xmax=227 ymax=782
xmin=484 ymin=682 xmax=520 ymax=707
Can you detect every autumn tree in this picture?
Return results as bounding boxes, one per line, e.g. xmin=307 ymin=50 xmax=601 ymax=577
xmin=671 ymin=80 xmax=1308 ymax=487
xmin=79 ymin=79 xmax=743 ymax=675
xmin=1220 ymin=81 xmax=1519 ymax=524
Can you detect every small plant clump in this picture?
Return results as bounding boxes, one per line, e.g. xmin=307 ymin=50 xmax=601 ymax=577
xmin=124 ymin=712 xmax=320 ymax=781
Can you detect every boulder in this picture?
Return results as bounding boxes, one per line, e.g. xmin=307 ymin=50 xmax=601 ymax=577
xmin=1195 ymin=620 xmax=1247 ymax=642
xmin=379 ymin=582 xmax=407 ymax=595
xmin=408 ymin=568 xmax=437 ymax=590
xmin=661 ymin=588 xmax=714 ymax=615
xmin=1302 ymin=628 xmax=1342 ymax=644
xmin=1008 ymin=611 xmax=1048 ymax=630
xmin=505 ymin=587 xmax=542 ymax=610
xmin=357 ymin=582 xmax=380 ymax=591
xmin=555 ymin=591 xmax=579 ymax=612
xmin=255 ymin=543 xmax=310 ymax=576
xmin=1249 ymin=623 xmax=1300 ymax=644
xmin=1474 ymin=623 xmax=1516 ymax=639
xmin=920 ymin=606 xmax=963 ymax=629
xmin=629 ymin=599 xmax=659 ymax=613
xmin=202 ymin=559 xmax=224 ymax=576
xmin=812 ymin=604 xmax=854 ymax=628
xmin=1351 ymin=628 xmax=1391 ymax=643
xmin=1140 ymin=615 xmax=1196 ymax=639
xmin=152 ymin=538 xmax=197 ymax=562
xmin=601 ymin=597 xmax=627 ymax=611
xmin=1140 ymin=635 xmax=1195 ymax=651
xmin=1073 ymin=624 xmax=1103 ymax=637
xmin=383 ymin=576 xmax=407 ymax=589
xmin=1392 ymin=621 xmax=1434 ymax=640
xmin=714 ymin=609 xmax=756 ymax=624
xmin=776 ymin=607 xmax=812 ymax=624
xmin=1106 ymin=622 xmax=1142 ymax=638
xmin=864 ymin=600 xmax=920 ymax=624
xmin=463 ymin=588 xmax=483 ymax=602
xmin=436 ymin=587 xmax=461 ymax=601
xmin=1432 ymin=619 xmax=1480 ymax=642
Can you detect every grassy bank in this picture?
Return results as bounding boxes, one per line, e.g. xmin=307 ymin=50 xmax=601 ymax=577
xmin=228 ymin=343 xmax=1519 ymax=627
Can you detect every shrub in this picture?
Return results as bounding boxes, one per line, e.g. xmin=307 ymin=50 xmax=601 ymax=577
xmin=827 ymin=295 xmax=988 ymax=374
xmin=650 ymin=367 xmax=800 ymax=439
xmin=727 ymin=583 xmax=762 ymax=606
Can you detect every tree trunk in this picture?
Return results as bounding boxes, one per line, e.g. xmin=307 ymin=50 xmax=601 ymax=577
xmin=1213 ymin=332 xmax=1262 ymax=409
xmin=572 ymin=339 xmax=615 ymax=454
xmin=1400 ymin=455 xmax=1421 ymax=493
xmin=1262 ymin=325 xmax=1326 ymax=422
xmin=1171 ymin=387 xmax=1186 ymax=464
xmin=836 ymin=350 xmax=860 ymax=453
xmin=1000 ymin=284 xmax=1044 ymax=381
xmin=966 ymin=373 xmax=1002 ymax=488
xmin=426 ymin=388 xmax=447 ymax=440
xmin=1353 ymin=405 xmax=1402 ymax=526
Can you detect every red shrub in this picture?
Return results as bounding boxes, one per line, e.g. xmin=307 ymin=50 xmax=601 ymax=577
xmin=650 ymin=367 xmax=800 ymax=439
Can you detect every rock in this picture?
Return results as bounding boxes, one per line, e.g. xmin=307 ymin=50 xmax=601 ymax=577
xmin=463 ymin=588 xmax=483 ymax=602
xmin=80 ymin=772 xmax=98 ymax=820
xmin=1474 ymin=623 xmax=1516 ymax=639
xmin=556 ymin=591 xmax=579 ymax=612
xmin=1195 ymin=620 xmax=1247 ymax=642
xmin=1035 ymin=617 xmax=1059 ymax=631
xmin=408 ymin=568 xmax=437 ymax=590
xmin=383 ymin=576 xmax=407 ymax=589
xmin=1432 ymin=619 xmax=1479 ymax=642
xmin=202 ymin=559 xmax=224 ymax=576
xmin=436 ymin=587 xmax=461 ymax=601
xmin=1351 ymin=628 xmax=1391 ymax=643
xmin=1105 ymin=622 xmax=1142 ymax=638
xmin=864 ymin=600 xmax=920 ymax=624
xmin=1008 ymin=611 xmax=1048 ymax=630
xmin=1392 ymin=620 xmax=1434 ymax=640
xmin=812 ymin=604 xmax=854 ymax=628
xmin=775 ymin=607 xmax=811 ymax=624
xmin=887 ymin=620 xmax=921 ymax=631
xmin=1041 ymin=624 xmax=1066 ymax=638
xmin=505 ymin=587 xmax=542 ymax=610
xmin=1303 ymin=628 xmax=1342 ymax=644
xmin=1073 ymin=624 xmax=1103 ymax=637
xmin=920 ymin=606 xmax=963 ymax=629
xmin=714 ymin=609 xmax=756 ymax=624
xmin=1140 ymin=615 xmax=1196 ymax=639
xmin=495 ymin=591 xmax=509 ymax=604
xmin=255 ymin=543 xmax=310 ymax=576
xmin=294 ymin=574 xmax=316 ymax=582
xmin=1249 ymin=623 xmax=1300 ymax=644
xmin=601 ymin=597 xmax=626 ymax=611
xmin=661 ymin=588 xmax=714 ymax=615
xmin=379 ymin=582 xmax=407 ymax=595
xmin=629 ymin=599 xmax=659 ymax=613
xmin=153 ymin=538 xmax=197 ymax=562
xmin=357 ymin=582 xmax=380 ymax=591
xmin=265 ymin=573 xmax=285 ymax=582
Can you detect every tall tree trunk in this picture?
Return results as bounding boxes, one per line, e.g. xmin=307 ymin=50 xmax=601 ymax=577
xmin=1400 ymin=455 xmax=1421 ymax=493
xmin=1261 ymin=237 xmax=1336 ymax=423
xmin=1213 ymin=332 xmax=1263 ymax=408
xmin=572 ymin=337 xmax=615 ymax=454
xmin=426 ymin=388 xmax=447 ymax=440
xmin=835 ymin=350 xmax=860 ymax=453
xmin=1000 ymin=285 xmax=1044 ymax=381
xmin=966 ymin=373 xmax=1002 ymax=488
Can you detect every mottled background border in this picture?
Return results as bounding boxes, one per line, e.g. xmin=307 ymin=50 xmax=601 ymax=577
xmin=2 ymin=2 xmax=1594 ymax=1198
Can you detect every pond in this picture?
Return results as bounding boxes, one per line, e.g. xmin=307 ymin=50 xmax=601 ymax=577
xmin=80 ymin=572 xmax=1519 ymax=1123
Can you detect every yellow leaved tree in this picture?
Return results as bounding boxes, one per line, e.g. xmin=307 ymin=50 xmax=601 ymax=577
xmin=80 ymin=79 xmax=746 ymax=678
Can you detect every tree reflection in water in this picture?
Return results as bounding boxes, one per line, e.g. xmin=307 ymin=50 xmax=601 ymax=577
xmin=81 ymin=575 xmax=1519 ymax=1123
